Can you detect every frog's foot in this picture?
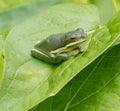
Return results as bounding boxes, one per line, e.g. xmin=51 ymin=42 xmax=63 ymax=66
xmin=76 ymin=46 xmax=84 ymax=53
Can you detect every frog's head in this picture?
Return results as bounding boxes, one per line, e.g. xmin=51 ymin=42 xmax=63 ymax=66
xmin=65 ymin=28 xmax=87 ymax=44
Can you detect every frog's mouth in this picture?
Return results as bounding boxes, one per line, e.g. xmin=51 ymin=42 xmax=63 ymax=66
xmin=51 ymin=38 xmax=87 ymax=54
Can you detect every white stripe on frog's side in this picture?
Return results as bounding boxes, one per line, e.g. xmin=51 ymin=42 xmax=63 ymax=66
xmin=66 ymin=39 xmax=86 ymax=47
xmin=51 ymin=39 xmax=86 ymax=54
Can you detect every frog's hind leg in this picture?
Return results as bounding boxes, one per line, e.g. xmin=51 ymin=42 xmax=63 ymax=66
xmin=31 ymin=49 xmax=61 ymax=64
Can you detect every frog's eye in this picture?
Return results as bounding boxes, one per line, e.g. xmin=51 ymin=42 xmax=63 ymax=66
xmin=71 ymin=37 xmax=77 ymax=40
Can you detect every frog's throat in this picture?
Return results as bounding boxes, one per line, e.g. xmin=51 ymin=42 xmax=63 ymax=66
xmin=51 ymin=39 xmax=87 ymax=54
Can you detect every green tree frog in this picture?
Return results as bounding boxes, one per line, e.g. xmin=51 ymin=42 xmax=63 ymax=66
xmin=31 ymin=28 xmax=87 ymax=64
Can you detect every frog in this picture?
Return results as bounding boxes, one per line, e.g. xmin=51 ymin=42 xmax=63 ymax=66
xmin=31 ymin=28 xmax=87 ymax=64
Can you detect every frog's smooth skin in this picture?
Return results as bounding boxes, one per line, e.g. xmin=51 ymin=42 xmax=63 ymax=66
xmin=31 ymin=28 xmax=87 ymax=64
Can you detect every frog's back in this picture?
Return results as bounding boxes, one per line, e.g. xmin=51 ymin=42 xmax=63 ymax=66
xmin=35 ymin=33 xmax=66 ymax=51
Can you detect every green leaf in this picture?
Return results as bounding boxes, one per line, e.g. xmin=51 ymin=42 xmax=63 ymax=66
xmin=0 ymin=0 xmax=34 ymax=11
xmin=58 ymin=0 xmax=90 ymax=3
xmin=31 ymin=44 xmax=120 ymax=111
xmin=0 ymin=0 xmax=59 ymax=37
xmin=0 ymin=3 xmax=100 ymax=111
xmin=0 ymin=35 xmax=4 ymax=84
xmin=0 ymin=0 xmax=59 ymax=86
xmin=90 ymin=0 xmax=115 ymax=24
xmin=47 ymin=26 xmax=119 ymax=95
xmin=46 ymin=11 xmax=120 ymax=96
xmin=29 ymin=11 xmax=120 ymax=111
xmin=107 ymin=11 xmax=120 ymax=46
xmin=0 ymin=0 xmax=50 ymax=12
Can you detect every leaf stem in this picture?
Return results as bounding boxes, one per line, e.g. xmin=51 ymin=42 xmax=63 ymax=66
xmin=112 ymin=0 xmax=119 ymax=12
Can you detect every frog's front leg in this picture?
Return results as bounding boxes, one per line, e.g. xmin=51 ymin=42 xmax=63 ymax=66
xmin=31 ymin=49 xmax=61 ymax=63
xmin=55 ymin=53 xmax=72 ymax=60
